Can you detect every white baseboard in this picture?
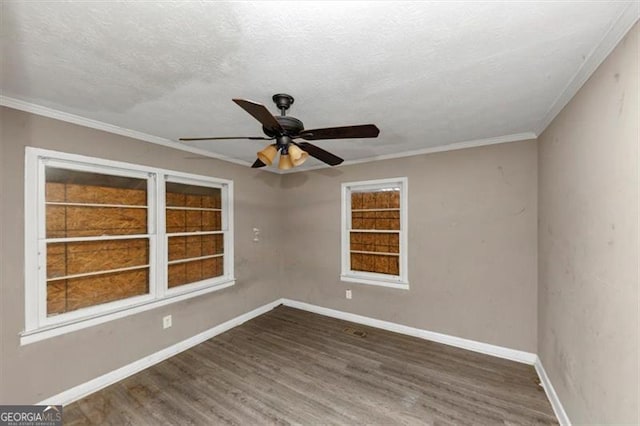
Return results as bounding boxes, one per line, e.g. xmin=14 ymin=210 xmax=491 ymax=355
xmin=534 ymin=356 xmax=572 ymax=426
xmin=281 ymin=298 xmax=537 ymax=365
xmin=39 ymin=296 xmax=565 ymax=426
xmin=38 ymin=299 xmax=282 ymax=406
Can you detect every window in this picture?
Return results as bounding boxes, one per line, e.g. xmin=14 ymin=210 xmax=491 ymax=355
xmin=24 ymin=148 xmax=234 ymax=343
xmin=341 ymin=177 xmax=408 ymax=289
xmin=164 ymin=179 xmax=230 ymax=291
xmin=43 ymin=167 xmax=153 ymax=319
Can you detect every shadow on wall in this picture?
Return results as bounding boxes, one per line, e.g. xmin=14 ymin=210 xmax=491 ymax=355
xmin=279 ymin=171 xmax=308 ymax=189
xmin=313 ymin=167 xmax=344 ymax=178
xmin=249 ymin=167 xmax=282 ymax=189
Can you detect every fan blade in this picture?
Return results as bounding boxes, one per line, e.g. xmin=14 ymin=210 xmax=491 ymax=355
xmin=296 ymin=124 xmax=379 ymax=141
xmin=233 ymin=99 xmax=283 ymax=134
xmin=251 ymin=158 xmax=266 ymax=168
xmin=179 ymin=136 xmax=273 ymax=141
xmin=295 ymin=142 xmax=343 ymax=166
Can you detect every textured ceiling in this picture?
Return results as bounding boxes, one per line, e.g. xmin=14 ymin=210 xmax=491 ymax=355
xmin=1 ymin=1 xmax=637 ymax=172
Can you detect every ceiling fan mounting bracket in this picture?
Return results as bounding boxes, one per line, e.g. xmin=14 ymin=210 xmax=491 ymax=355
xmin=272 ymin=93 xmax=295 ymax=115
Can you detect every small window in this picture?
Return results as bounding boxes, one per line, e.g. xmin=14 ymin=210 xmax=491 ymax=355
xmin=24 ymin=148 xmax=234 ymax=343
xmin=341 ymin=178 xmax=408 ymax=289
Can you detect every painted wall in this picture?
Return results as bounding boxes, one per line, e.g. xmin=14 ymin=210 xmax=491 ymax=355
xmin=0 ymin=107 xmax=284 ymax=403
xmin=280 ymin=139 xmax=538 ymax=352
xmin=1 ymin=25 xmax=635 ymax=416
xmin=538 ymin=23 xmax=639 ymax=424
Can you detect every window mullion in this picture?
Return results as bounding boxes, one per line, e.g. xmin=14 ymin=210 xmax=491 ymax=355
xmin=35 ymin=158 xmax=48 ymax=329
xmin=36 ymin=239 xmax=48 ymax=330
xmin=341 ymin=186 xmax=350 ymax=278
xmin=224 ymin=182 xmax=233 ymax=280
xmin=156 ymin=174 xmax=167 ymax=299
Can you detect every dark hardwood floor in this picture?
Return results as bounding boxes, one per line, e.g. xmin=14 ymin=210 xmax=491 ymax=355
xmin=64 ymin=305 xmax=558 ymax=425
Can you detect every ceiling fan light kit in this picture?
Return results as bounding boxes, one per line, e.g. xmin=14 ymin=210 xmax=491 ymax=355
xmin=288 ymin=144 xmax=309 ymax=167
xmin=257 ymin=144 xmax=278 ymax=166
xmin=180 ymin=93 xmax=380 ymax=170
xmin=278 ymin=154 xmax=294 ymax=170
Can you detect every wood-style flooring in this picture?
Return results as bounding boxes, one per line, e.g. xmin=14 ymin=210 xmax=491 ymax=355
xmin=64 ymin=305 xmax=558 ymax=425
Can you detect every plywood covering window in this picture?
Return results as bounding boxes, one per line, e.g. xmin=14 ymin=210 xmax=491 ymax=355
xmin=341 ymin=178 xmax=408 ymax=289
xmin=45 ymin=168 xmax=151 ymax=316
xmin=24 ymin=148 xmax=234 ymax=343
xmin=166 ymin=181 xmax=225 ymax=289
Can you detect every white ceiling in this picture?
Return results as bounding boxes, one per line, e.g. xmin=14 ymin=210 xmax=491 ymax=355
xmin=1 ymin=1 xmax=638 ymax=172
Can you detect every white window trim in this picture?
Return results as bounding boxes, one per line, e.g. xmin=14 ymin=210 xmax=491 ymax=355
xmin=23 ymin=147 xmax=235 ymax=345
xmin=340 ymin=177 xmax=409 ymax=289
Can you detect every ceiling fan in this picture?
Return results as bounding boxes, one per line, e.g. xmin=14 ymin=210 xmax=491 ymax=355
xmin=179 ymin=94 xmax=380 ymax=170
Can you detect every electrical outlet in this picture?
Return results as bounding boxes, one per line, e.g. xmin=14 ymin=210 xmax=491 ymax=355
xmin=346 ymin=289 xmax=352 ymax=299
xmin=253 ymin=227 xmax=260 ymax=242
xmin=163 ymin=315 xmax=172 ymax=329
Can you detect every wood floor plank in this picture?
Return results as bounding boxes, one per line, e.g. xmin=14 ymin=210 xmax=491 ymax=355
xmin=243 ymin=311 xmax=552 ymax=422
xmin=64 ymin=305 xmax=558 ymax=425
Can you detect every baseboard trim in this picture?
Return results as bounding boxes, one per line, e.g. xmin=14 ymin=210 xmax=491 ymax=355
xmin=281 ymin=298 xmax=537 ymax=365
xmin=534 ymin=356 xmax=572 ymax=426
xmin=38 ymin=299 xmax=282 ymax=406
xmin=38 ymin=297 xmax=566 ymax=425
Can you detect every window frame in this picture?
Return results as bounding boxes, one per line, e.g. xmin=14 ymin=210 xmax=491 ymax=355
xmin=340 ymin=177 xmax=409 ymax=289
xmin=23 ymin=147 xmax=235 ymax=344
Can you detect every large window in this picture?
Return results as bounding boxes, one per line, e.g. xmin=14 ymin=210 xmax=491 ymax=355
xmin=24 ymin=148 xmax=234 ymax=343
xmin=341 ymin=177 xmax=408 ymax=289
xmin=44 ymin=167 xmax=153 ymax=318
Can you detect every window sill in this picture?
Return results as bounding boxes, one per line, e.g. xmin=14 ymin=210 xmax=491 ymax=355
xmin=20 ymin=279 xmax=236 ymax=345
xmin=340 ymin=275 xmax=409 ymax=290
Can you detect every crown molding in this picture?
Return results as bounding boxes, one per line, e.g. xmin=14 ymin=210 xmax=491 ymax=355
xmin=284 ymin=132 xmax=537 ymax=174
xmin=535 ymin=2 xmax=640 ymax=135
xmin=0 ymin=96 xmax=267 ymax=170
xmin=1 ymin=96 xmax=536 ymax=175
xmin=2 ymin=5 xmax=636 ymax=175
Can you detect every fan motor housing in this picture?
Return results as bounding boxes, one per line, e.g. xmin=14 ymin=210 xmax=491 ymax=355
xmin=263 ymin=116 xmax=304 ymax=137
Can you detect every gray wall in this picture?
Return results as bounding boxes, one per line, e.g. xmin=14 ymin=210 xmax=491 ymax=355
xmin=280 ymin=140 xmax=538 ymax=352
xmin=538 ymin=23 xmax=639 ymax=424
xmin=1 ymin=108 xmax=539 ymax=405
xmin=0 ymin=107 xmax=284 ymax=403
